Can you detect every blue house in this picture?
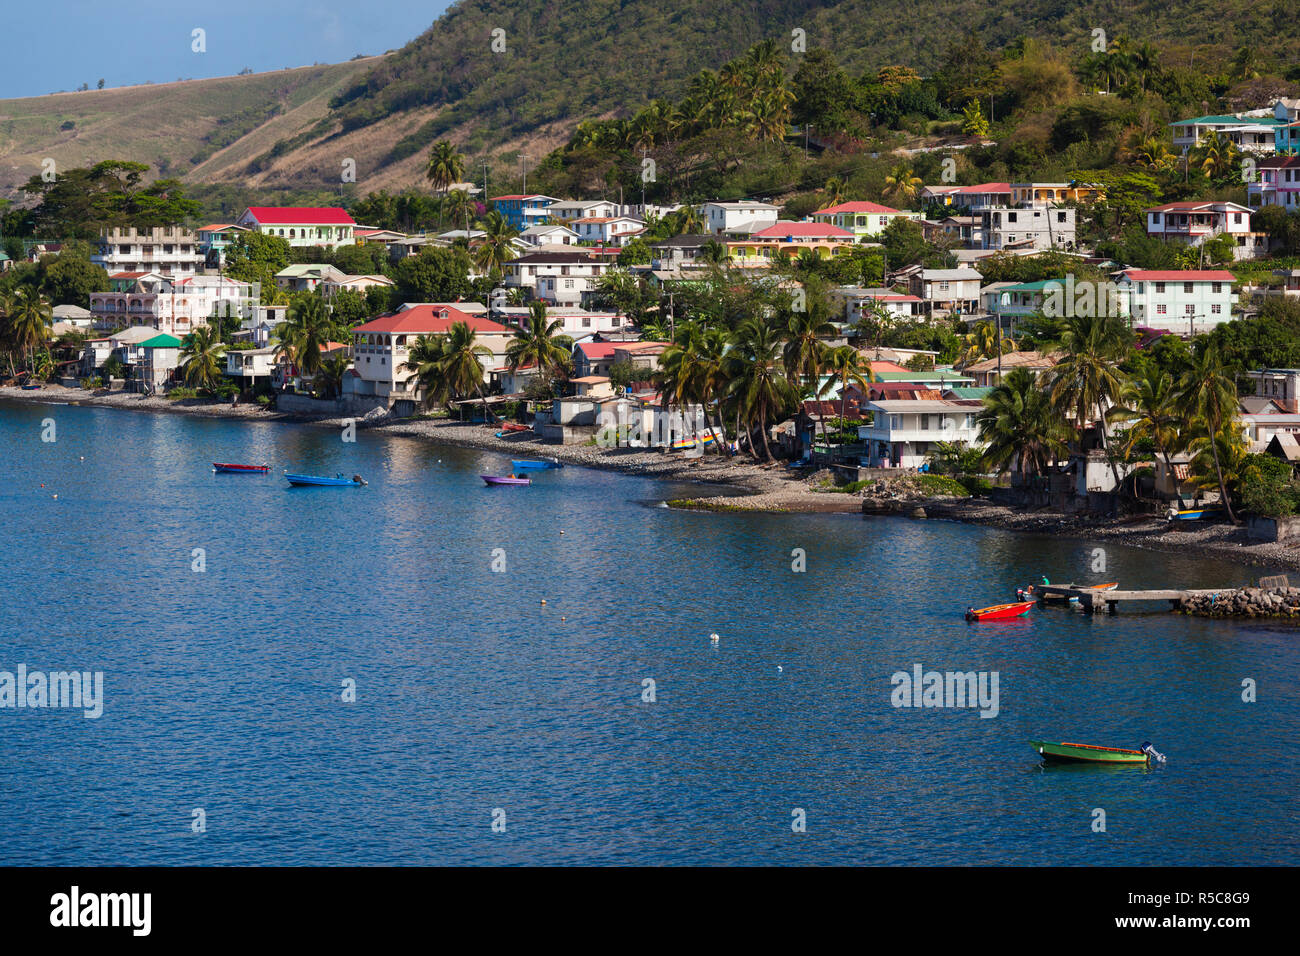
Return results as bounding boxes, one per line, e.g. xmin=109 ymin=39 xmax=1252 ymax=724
xmin=491 ymin=194 xmax=559 ymax=230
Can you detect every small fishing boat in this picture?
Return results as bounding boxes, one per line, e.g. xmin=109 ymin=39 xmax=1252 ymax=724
xmin=668 ymin=433 xmax=720 ymax=451
xmin=286 ymin=473 xmax=366 ymax=487
xmin=1018 ymin=582 xmax=1118 ymax=602
xmin=20 ymin=383 xmax=42 ymax=390
xmin=213 ymin=462 xmax=270 ymax=474
xmin=1030 ymin=740 xmax=1166 ymax=765
xmin=511 ymin=458 xmax=562 ymax=471
xmin=500 ymin=422 xmax=531 ymax=433
xmin=482 ymin=475 xmax=530 ymax=486
xmin=965 ymin=600 xmax=1035 ymax=622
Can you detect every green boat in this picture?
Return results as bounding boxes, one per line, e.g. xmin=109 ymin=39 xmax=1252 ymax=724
xmin=1029 ymin=739 xmax=1162 ymax=765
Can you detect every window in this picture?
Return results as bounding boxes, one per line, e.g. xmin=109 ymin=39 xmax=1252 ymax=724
xmin=1155 ymin=282 xmax=1165 ymax=293
xmin=1156 ymin=304 xmax=1167 ymax=314
xmin=1212 ymin=304 xmax=1221 ymax=314
xmin=1057 ymin=212 xmax=1067 ymax=223
xmin=1151 ymin=212 xmax=1161 ymax=224
xmin=1212 ymin=282 xmax=1222 ymax=293
xmin=1185 ymin=304 xmax=1195 ymax=315
xmin=1007 ymin=212 xmax=1018 ymax=223
xmin=1184 ymin=282 xmax=1193 ymax=294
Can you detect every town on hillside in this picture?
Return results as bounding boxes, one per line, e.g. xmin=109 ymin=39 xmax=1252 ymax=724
xmin=7 ymin=41 xmax=1300 ymax=536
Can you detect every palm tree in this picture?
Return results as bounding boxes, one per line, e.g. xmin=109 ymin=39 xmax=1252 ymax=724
xmin=1047 ymin=312 xmax=1130 ymax=490
xmin=725 ymin=317 xmax=797 ymax=460
xmin=316 ymin=352 xmax=351 ymax=400
xmin=823 ymin=176 xmax=848 ymax=207
xmin=180 ymin=325 xmax=227 ymax=394
xmin=506 ymin=301 xmax=573 ymax=376
xmin=1112 ymin=368 xmax=1188 ymax=507
xmin=8 ymin=286 xmax=52 ymax=373
xmin=961 ymin=319 xmax=1015 ymax=375
xmin=444 ymin=189 xmax=475 ymax=237
xmin=820 ymin=344 xmax=870 ymax=440
xmin=425 ymin=141 xmax=466 ymax=195
xmin=884 ymin=164 xmax=922 ymax=205
xmin=441 ymin=320 xmax=494 ymax=423
xmin=1175 ymin=345 xmax=1240 ymax=523
xmin=472 ymin=210 xmax=519 ymax=275
xmin=276 ymin=295 xmax=333 ymax=383
xmin=402 ymin=334 xmax=451 ymax=410
xmin=1193 ymin=130 xmax=1237 ymax=181
xmin=976 ymin=367 xmax=1070 ymax=480
xmin=671 ymin=205 xmax=707 ymax=235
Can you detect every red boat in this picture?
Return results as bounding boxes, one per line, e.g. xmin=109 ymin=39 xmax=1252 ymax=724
xmin=213 ymin=463 xmax=270 ymax=474
xmin=965 ymin=600 xmax=1035 ymax=622
xmin=500 ymin=422 xmax=531 ymax=433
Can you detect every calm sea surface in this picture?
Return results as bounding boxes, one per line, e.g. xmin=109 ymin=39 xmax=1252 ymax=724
xmin=0 ymin=398 xmax=1296 ymax=865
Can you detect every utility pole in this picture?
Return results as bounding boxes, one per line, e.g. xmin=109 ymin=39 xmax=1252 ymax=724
xmin=482 ymin=160 xmax=490 ymax=204
xmin=520 ymin=154 xmax=528 ymax=194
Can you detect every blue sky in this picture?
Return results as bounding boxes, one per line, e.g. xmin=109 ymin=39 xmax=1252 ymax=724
xmin=3 ymin=1 xmax=453 ymax=99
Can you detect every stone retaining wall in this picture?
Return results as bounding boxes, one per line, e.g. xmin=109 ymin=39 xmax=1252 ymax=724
xmin=1180 ymin=586 xmax=1300 ymax=619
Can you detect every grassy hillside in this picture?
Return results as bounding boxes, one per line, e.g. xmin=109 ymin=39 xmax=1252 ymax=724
xmin=0 ymin=58 xmax=380 ymax=200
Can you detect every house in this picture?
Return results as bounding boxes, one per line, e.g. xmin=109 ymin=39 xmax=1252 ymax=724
xmin=236 ymin=207 xmax=356 ymax=248
xmin=490 ymin=195 xmax=559 ymax=230
xmin=548 ymin=200 xmax=622 ymax=223
xmin=503 ymin=251 xmax=611 ymax=304
xmin=92 ymin=226 xmax=203 ymax=278
xmin=135 ymin=334 xmax=184 ymax=393
xmin=858 ymin=399 xmax=984 ymax=468
xmin=348 ymin=304 xmax=514 ymax=405
xmin=572 ymin=375 xmax=615 ymax=399
xmin=1246 ymin=368 xmax=1300 ymax=411
xmin=830 ymin=287 xmax=925 ymax=323
xmin=573 ymin=341 xmax=621 ymax=378
xmin=1008 ymin=183 xmax=1105 ymax=206
xmin=1246 ymin=155 xmax=1300 ymax=210
xmin=571 ymin=215 xmax=646 ymax=246
xmin=611 ymin=341 xmax=669 ymax=374
xmin=493 ymin=306 xmax=627 ymax=338
xmin=1170 ymin=114 xmax=1279 ymax=154
xmin=353 ymin=228 xmax=407 ymax=245
xmin=961 ymin=350 xmax=1061 ymax=388
xmin=726 ymin=221 xmax=856 ymax=267
xmin=274 ymin=264 xmax=349 ymax=293
xmin=52 ymin=304 xmax=93 ymax=328
xmin=224 ymin=347 xmax=279 ymax=393
xmin=1145 ymin=201 xmax=1263 ymax=260
xmin=920 ymin=182 xmax=1011 ymax=211
xmin=520 ymin=223 xmax=579 ymax=247
xmin=320 ymin=274 xmax=394 ymax=297
xmin=980 ymin=205 xmax=1076 ymax=251
xmin=1114 ymin=269 xmax=1237 ymax=333
xmin=648 ymin=235 xmax=713 ymax=271
xmin=89 ymin=274 xmax=254 ymax=336
xmin=908 ymin=269 xmax=983 ymax=315
xmin=810 ymin=200 xmax=913 ymax=238
xmin=195 ymin=223 xmax=250 ymax=269
xmin=702 ymin=200 xmax=780 ymax=236
xmin=930 ymin=216 xmax=982 ymax=247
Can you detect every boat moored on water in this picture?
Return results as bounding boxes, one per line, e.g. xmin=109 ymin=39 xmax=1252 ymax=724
xmin=1030 ymin=740 xmax=1166 ymax=765
xmin=286 ymin=473 xmax=367 ymax=487
xmin=214 ymin=462 xmax=270 ymax=474
xmin=965 ymin=600 xmax=1035 ymax=622
xmin=482 ymin=475 xmax=530 ymax=486
xmin=511 ymin=458 xmax=562 ymax=471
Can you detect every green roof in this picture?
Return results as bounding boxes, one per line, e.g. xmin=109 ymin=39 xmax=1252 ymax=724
xmin=1171 ymin=115 xmax=1280 ymax=126
xmin=139 ymin=334 xmax=183 ymax=348
xmin=873 ymin=370 xmax=973 ymax=382
xmin=946 ymin=386 xmax=994 ymax=399
xmin=998 ymin=280 xmax=1056 ymax=293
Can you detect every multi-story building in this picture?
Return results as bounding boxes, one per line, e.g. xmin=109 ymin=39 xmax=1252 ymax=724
xmin=349 ymin=304 xmax=514 ymax=404
xmin=571 ymin=216 xmax=645 ymax=246
xmin=92 ymin=226 xmax=203 ymax=278
xmin=1145 ymin=201 xmax=1264 ymax=260
xmin=1247 ymin=155 xmax=1300 ymax=209
xmin=1008 ymin=183 xmax=1104 ymax=206
xmin=89 ymin=274 xmax=254 ymax=336
xmin=980 ymin=205 xmax=1076 ymax=251
xmin=702 ymin=200 xmax=779 ymax=236
xmin=908 ymin=269 xmax=984 ymax=315
xmin=1170 ymin=113 xmax=1280 ymax=154
xmin=548 ymin=200 xmax=621 ymax=223
xmin=830 ymin=287 xmax=925 ymax=323
xmin=920 ymin=182 xmax=1012 ymax=211
xmin=726 ymin=221 xmax=856 ymax=267
xmin=490 ymin=195 xmax=559 ymax=231
xmin=1113 ymin=269 xmax=1237 ymax=333
xmin=235 ymin=207 xmax=356 ymax=248
xmin=810 ymin=201 xmax=913 ymax=239
xmin=858 ymin=398 xmax=984 ymax=468
xmin=503 ymin=251 xmax=611 ymax=305
xmin=195 ymin=223 xmax=250 ymax=269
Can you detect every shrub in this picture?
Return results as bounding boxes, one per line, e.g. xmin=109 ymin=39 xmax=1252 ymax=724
xmin=79 ymin=376 xmax=103 ymax=389
xmin=167 ymin=387 xmax=199 ymax=400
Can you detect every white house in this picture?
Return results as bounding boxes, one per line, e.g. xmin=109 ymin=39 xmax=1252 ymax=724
xmin=92 ymin=226 xmax=203 ymax=279
xmin=274 ymin=264 xmax=349 ymax=293
xmin=236 ymin=207 xmax=356 ymax=248
xmin=571 ymin=216 xmax=646 ymax=246
xmin=504 ymin=251 xmax=611 ymax=305
xmin=1114 ymin=269 xmax=1237 ymax=333
xmin=830 ymin=287 xmax=925 ymax=322
xmin=89 ymin=275 xmax=254 ymax=336
xmin=548 ymin=200 xmax=622 ymax=223
xmin=224 ymin=347 xmax=279 ymax=392
xmin=702 ymin=201 xmax=779 ymax=236
xmin=920 ymin=182 xmax=1012 ymax=211
xmin=1247 ymin=155 xmax=1300 ymax=210
xmin=494 ymin=306 xmax=627 ymax=337
xmin=1170 ymin=114 xmax=1279 ymax=154
xmin=1145 ymin=201 xmax=1262 ymax=259
xmin=908 ymin=269 xmax=983 ymax=315
xmin=858 ymin=399 xmax=984 ymax=468
xmin=349 ymin=304 xmax=514 ymax=404
xmin=520 ymin=223 xmax=579 ymax=247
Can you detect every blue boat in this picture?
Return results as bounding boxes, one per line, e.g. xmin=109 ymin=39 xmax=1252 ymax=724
xmin=511 ymin=458 xmax=563 ymax=471
xmin=286 ymin=473 xmax=367 ymax=487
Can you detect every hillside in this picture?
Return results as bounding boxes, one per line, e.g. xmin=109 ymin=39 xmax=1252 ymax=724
xmin=0 ymin=58 xmax=380 ymax=201
xmin=5 ymin=0 xmax=1300 ymax=205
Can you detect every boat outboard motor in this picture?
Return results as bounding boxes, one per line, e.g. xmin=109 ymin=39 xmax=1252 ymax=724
xmin=1141 ymin=741 xmax=1166 ymax=764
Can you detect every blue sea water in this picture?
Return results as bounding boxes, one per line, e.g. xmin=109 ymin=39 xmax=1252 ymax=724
xmin=0 ymin=399 xmax=1296 ymax=865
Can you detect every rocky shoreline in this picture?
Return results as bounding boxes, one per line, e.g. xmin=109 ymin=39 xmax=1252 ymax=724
xmin=1179 ymin=586 xmax=1300 ymax=620
xmin=6 ymin=384 xmax=1300 ymax=578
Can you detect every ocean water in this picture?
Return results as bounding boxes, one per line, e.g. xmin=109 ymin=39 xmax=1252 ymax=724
xmin=0 ymin=399 xmax=1296 ymax=865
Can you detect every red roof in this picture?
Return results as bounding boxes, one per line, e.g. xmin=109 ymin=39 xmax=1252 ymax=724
xmin=577 ymin=342 xmax=620 ymax=360
xmin=1120 ymin=270 xmax=1235 ymax=281
xmin=952 ymin=182 xmax=1010 ymax=194
xmin=867 ymin=294 xmax=923 ymax=302
xmin=352 ymin=305 xmax=509 ymax=335
xmin=814 ymin=201 xmax=903 ymax=216
xmin=491 ymin=194 xmax=550 ymax=202
xmin=868 ymin=360 xmax=913 ymax=375
xmin=111 ymin=271 xmax=150 ymax=279
xmin=752 ymin=221 xmax=855 ymax=239
xmin=1147 ymin=201 xmax=1249 ymax=212
xmin=196 ymin=223 xmax=235 ymax=232
xmin=244 ymin=206 xmax=356 ymax=226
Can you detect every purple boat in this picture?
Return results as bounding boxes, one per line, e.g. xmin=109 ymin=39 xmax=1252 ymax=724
xmin=481 ymin=475 xmax=531 ymax=486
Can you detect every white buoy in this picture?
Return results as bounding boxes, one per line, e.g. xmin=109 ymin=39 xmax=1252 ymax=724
xmin=709 ymin=633 xmax=720 ymax=643
xmin=776 ymin=665 xmax=783 ymax=673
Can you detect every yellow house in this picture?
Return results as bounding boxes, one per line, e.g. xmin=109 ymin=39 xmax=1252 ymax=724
xmin=1009 ymin=183 xmax=1104 ymax=206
